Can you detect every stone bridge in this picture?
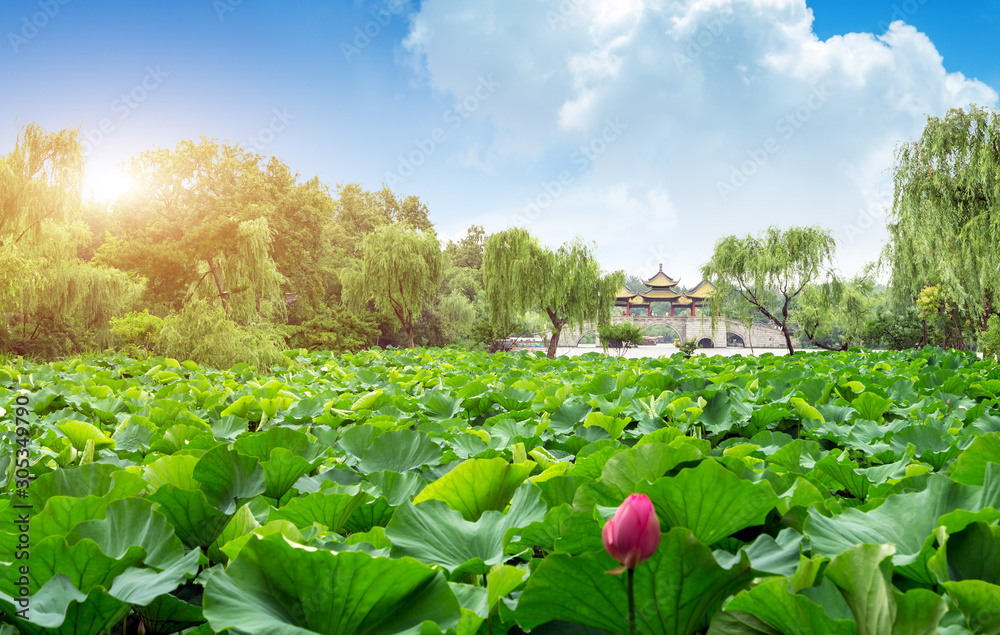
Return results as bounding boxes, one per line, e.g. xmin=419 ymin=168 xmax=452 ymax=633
xmin=561 ymin=315 xmax=790 ymax=349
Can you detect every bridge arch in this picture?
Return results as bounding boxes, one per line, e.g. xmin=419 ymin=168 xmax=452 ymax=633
xmin=641 ymin=323 xmax=680 ymax=343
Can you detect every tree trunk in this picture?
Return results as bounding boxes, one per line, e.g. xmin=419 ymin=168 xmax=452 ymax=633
xmin=404 ymin=316 xmax=415 ymax=348
xmin=546 ymin=328 xmax=562 ymax=358
xmin=207 ymin=257 xmax=228 ymax=313
xmin=545 ymin=308 xmax=568 ymax=359
xmin=781 ymin=299 xmax=795 ymax=355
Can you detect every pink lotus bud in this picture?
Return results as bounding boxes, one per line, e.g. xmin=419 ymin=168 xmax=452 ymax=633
xmin=602 ymin=493 xmax=661 ymax=575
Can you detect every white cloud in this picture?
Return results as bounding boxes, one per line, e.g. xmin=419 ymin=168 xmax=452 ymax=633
xmin=407 ymin=0 xmax=999 ymax=282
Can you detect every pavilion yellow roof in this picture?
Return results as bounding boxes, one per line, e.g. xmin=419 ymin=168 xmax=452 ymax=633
xmin=642 ymin=289 xmax=682 ymax=300
xmin=615 ymin=286 xmax=636 ymax=300
xmin=685 ymin=280 xmax=716 ymax=299
xmin=642 ymin=264 xmax=680 ymax=289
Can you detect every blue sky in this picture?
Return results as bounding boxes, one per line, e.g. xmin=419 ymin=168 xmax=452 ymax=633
xmin=2 ymin=0 xmax=997 ymax=285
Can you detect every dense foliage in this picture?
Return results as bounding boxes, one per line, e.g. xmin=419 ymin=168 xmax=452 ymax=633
xmin=484 ymin=228 xmax=623 ymax=358
xmin=702 ymin=226 xmax=837 ymax=355
xmin=3 ymin=347 xmax=1000 ymax=634
xmin=884 ymin=105 xmax=1000 ymax=347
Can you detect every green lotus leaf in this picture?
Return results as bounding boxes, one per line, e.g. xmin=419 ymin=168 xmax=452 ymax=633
xmin=515 ymin=526 xmax=753 ymax=635
xmin=420 ymin=389 xmax=463 ymax=422
xmin=387 ymin=483 xmax=546 ymax=577
xmin=939 ymin=580 xmax=1000 ymax=635
xmin=722 ymin=577 xmax=859 ymax=635
xmin=601 ymin=442 xmax=704 ymax=499
xmin=269 ymin=487 xmax=368 ymax=533
xmin=814 ymin=450 xmax=910 ymax=502
xmin=824 ymin=543 xmax=946 ymax=635
xmin=193 ymin=445 xmax=266 ymax=514
xmin=713 ymin=528 xmax=803 ymax=577
xmin=949 ymin=432 xmax=1000 ymax=486
xmin=220 ymin=520 xmax=303 ymax=563
xmin=0 ymin=575 xmax=129 ymax=635
xmin=638 ymin=458 xmax=778 ymax=545
xmin=133 ymin=587 xmax=206 ymax=634
xmin=412 ymin=457 xmax=535 ymax=521
xmin=149 ymin=423 xmax=216 ymax=454
xmin=493 ymin=387 xmax=535 ymax=412
xmin=930 ymin=522 xmax=1000 ymax=587
xmin=220 ymin=394 xmax=262 ymax=419
xmin=357 ymin=429 xmax=444 ymax=474
xmin=549 ymin=399 xmax=592 ymax=434
xmin=851 ymin=392 xmax=893 ymax=422
xmin=232 ymin=426 xmax=326 ymax=463
xmin=143 ymin=453 xmax=200 ymax=493
xmin=209 ymin=503 xmax=262 ymax=564
xmin=203 ymin=533 xmax=461 ymax=635
xmin=147 ymin=484 xmax=231 ymax=549
xmin=0 ymin=534 xmax=141 ymax=599
xmin=805 ymin=468 xmax=1000 ymax=583
xmin=55 ymin=420 xmax=115 ymax=452
xmin=698 ymin=389 xmax=752 ymax=435
xmin=363 ymin=469 xmax=427 ymax=506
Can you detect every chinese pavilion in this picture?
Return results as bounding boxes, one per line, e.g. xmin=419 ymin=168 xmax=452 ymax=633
xmin=614 ymin=265 xmax=715 ymax=316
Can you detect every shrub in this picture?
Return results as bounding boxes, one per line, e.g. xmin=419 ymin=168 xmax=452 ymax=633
xmin=598 ymin=322 xmax=644 ymax=357
xmin=284 ymin=305 xmax=378 ymax=352
xmin=157 ymin=299 xmax=287 ymax=370
xmin=471 ymin=319 xmax=520 ymax=353
xmin=676 ymin=338 xmax=698 ymax=357
xmin=982 ymin=314 xmax=1000 ymax=361
xmin=109 ymin=310 xmax=164 ymax=351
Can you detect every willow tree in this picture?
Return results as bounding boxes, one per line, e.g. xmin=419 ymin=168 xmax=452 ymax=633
xmin=883 ymin=105 xmax=1000 ymax=346
xmin=343 ymin=224 xmax=443 ymax=348
xmin=793 ymin=276 xmax=873 ymax=350
xmin=483 ymin=228 xmax=622 ymax=358
xmin=702 ymin=226 xmax=836 ymax=354
xmin=1 ymin=124 xmax=143 ymax=355
xmin=97 ymin=138 xmax=291 ymax=321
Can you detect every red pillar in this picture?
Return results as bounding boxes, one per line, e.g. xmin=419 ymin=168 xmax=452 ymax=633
xmin=670 ymin=304 xmax=674 ymax=317
xmin=626 ymin=300 xmax=630 ymax=315
xmin=690 ymin=302 xmax=696 ymax=317
xmin=647 ymin=303 xmax=651 ymax=316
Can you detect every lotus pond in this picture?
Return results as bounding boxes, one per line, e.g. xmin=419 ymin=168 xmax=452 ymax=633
xmin=2 ymin=346 xmax=1000 ymax=634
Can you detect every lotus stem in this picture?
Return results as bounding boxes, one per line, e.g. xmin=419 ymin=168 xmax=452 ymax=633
xmin=627 ymin=567 xmax=635 ymax=635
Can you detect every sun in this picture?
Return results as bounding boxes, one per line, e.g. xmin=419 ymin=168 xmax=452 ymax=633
xmin=83 ymin=166 xmax=134 ymax=203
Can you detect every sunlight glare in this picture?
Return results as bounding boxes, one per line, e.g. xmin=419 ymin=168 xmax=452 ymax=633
xmin=84 ymin=166 xmax=134 ymax=203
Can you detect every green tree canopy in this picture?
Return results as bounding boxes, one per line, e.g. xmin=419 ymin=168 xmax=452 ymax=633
xmin=1 ymin=123 xmax=142 ymax=356
xmin=97 ymin=138 xmax=291 ymax=323
xmin=883 ymin=104 xmax=1000 ymax=347
xmin=445 ymin=225 xmax=486 ymax=270
xmin=793 ymin=276 xmax=873 ymax=351
xmin=344 ymin=224 xmax=444 ymax=348
xmin=483 ymin=228 xmax=622 ymax=358
xmin=702 ymin=225 xmax=836 ymax=354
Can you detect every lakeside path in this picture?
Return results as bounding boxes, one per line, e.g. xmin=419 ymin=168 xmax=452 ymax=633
xmin=552 ymin=343 xmax=800 ymax=359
